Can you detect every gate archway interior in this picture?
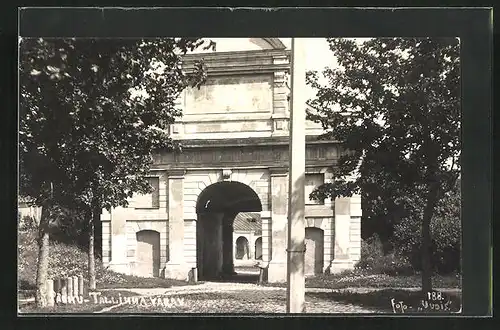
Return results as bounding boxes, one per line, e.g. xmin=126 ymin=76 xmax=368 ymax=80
xmin=196 ymin=181 xmax=262 ymax=281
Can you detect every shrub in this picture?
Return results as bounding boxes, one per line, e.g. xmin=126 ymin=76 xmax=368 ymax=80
xmin=393 ymin=216 xmax=461 ymax=274
xmin=392 ymin=186 xmax=461 ymax=274
xmin=357 ymin=234 xmax=384 ymax=269
xmin=356 ymin=234 xmax=414 ymax=276
xmin=19 ymin=215 xmax=38 ymax=231
xmin=48 ymin=206 xmax=89 ymax=249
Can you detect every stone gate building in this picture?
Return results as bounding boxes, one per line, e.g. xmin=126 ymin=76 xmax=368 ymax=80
xmin=100 ymin=38 xmax=362 ymax=282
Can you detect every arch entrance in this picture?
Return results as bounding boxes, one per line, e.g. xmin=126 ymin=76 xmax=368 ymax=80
xmin=235 ymin=236 xmax=250 ymax=260
xmin=195 ymin=181 xmax=262 ymax=281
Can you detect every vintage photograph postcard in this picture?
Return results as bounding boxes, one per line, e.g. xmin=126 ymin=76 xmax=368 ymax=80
xmin=17 ymin=7 xmax=490 ymax=316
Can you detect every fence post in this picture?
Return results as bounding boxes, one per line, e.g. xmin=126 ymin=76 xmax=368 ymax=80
xmin=72 ymin=276 xmax=79 ymax=297
xmin=60 ymin=278 xmax=67 ymax=300
xmin=192 ymin=267 xmax=198 ymax=283
xmin=67 ymin=277 xmax=73 ymax=299
xmin=46 ymin=279 xmax=54 ymax=307
xmin=78 ymin=275 xmax=84 ymax=297
xmin=54 ymin=278 xmax=61 ymax=294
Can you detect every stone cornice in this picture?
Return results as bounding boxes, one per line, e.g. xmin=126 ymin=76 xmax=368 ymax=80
xmin=263 ymin=38 xmax=287 ymax=49
xmin=153 ymin=142 xmax=340 ymax=170
xmin=181 ymin=49 xmax=291 ymax=76
xmin=182 ymin=49 xmax=291 ymax=62
xmin=176 ymin=136 xmax=341 ymax=148
xmin=197 ymin=64 xmax=290 ymax=76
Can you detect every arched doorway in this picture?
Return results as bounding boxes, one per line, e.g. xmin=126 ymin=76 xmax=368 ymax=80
xmin=196 ymin=181 xmax=262 ymax=281
xmin=136 ymin=230 xmax=160 ymax=277
xmin=304 ymin=227 xmax=324 ymax=276
xmin=235 ymin=236 xmax=250 ymax=260
xmin=255 ymin=237 xmax=262 ymax=260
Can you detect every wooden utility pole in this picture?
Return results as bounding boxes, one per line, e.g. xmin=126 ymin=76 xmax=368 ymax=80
xmin=286 ymin=37 xmax=306 ymax=313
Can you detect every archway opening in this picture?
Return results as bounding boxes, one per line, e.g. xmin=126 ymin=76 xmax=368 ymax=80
xmin=235 ymin=236 xmax=250 ymax=260
xmin=196 ymin=181 xmax=262 ymax=282
xmin=255 ymin=237 xmax=263 ymax=260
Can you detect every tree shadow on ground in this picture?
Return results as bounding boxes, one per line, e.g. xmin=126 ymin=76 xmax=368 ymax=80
xmin=306 ymin=289 xmax=462 ymax=314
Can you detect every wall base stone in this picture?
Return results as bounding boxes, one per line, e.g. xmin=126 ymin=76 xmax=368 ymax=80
xmin=108 ymin=261 xmax=132 ymax=275
xmin=163 ymin=263 xmax=191 ymax=281
xmin=267 ymin=261 xmax=287 ymax=283
xmin=328 ymin=259 xmax=355 ymax=274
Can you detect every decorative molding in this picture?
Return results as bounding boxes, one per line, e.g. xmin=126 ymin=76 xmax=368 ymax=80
xmin=182 ymin=49 xmax=291 ymax=62
xmin=306 ymin=166 xmax=332 ymax=174
xmin=222 ymin=169 xmax=232 ymax=181
xmin=183 ymin=64 xmax=290 ymax=76
xmin=271 ymin=114 xmax=289 ymax=120
xmin=272 ymin=55 xmax=289 ymax=65
xmin=263 ymin=38 xmax=287 ymax=49
xmin=171 ymin=136 xmax=342 ymax=147
xmin=167 ymin=169 xmax=186 ymax=178
xmin=269 ymin=167 xmax=288 ymax=176
xmin=154 ymin=143 xmax=340 ymax=170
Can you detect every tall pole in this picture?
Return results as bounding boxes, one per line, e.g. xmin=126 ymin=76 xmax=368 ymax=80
xmin=286 ymin=37 xmax=306 ymax=313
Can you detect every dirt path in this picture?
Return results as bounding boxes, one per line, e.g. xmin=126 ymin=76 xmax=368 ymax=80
xmin=96 ymin=283 xmax=461 ymax=313
xmin=104 ymin=282 xmax=461 ymax=297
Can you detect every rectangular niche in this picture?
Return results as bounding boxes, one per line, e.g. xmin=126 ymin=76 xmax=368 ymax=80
xmin=134 ymin=177 xmax=160 ymax=209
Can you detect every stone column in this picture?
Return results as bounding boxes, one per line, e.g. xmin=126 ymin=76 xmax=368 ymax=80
xmin=164 ymin=169 xmax=188 ymax=280
xmin=46 ymin=280 xmax=54 ymax=307
xmin=329 ymin=197 xmax=353 ymax=273
xmin=249 ymin=232 xmax=254 ymax=260
xmin=109 ymin=206 xmax=129 ymax=274
xmin=267 ymin=167 xmax=289 ymax=282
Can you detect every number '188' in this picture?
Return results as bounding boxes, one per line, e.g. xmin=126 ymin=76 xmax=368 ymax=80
xmin=427 ymin=291 xmax=443 ymax=301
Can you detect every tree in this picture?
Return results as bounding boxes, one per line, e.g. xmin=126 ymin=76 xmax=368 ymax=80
xmin=306 ymin=38 xmax=460 ymax=293
xmin=393 ymin=178 xmax=461 ymax=274
xmin=19 ymin=38 xmax=214 ymax=306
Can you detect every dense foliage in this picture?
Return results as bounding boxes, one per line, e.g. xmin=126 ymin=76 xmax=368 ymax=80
xmin=393 ymin=180 xmax=461 ymax=274
xmin=306 ymin=38 xmax=461 ymax=291
xmin=19 ymin=37 xmax=214 ymax=305
xmin=19 ymin=38 xmax=213 ymax=211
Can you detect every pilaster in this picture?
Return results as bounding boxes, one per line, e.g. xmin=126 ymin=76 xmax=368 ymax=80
xmin=108 ymin=206 xmax=130 ymax=274
xmin=329 ymin=196 xmax=355 ymax=273
xmin=267 ymin=167 xmax=289 ymax=282
xmin=164 ymin=169 xmax=190 ymax=280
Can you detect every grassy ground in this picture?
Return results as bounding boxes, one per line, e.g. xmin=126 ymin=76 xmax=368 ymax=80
xmin=306 ymin=289 xmax=461 ymax=314
xmin=107 ymin=289 xmax=461 ymax=314
xmin=18 ymin=229 xmax=196 ymax=296
xmin=262 ymin=269 xmax=461 ymax=290
xmin=19 ymin=289 xmax=140 ymax=314
xmin=18 ymin=229 xmax=462 ymax=314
